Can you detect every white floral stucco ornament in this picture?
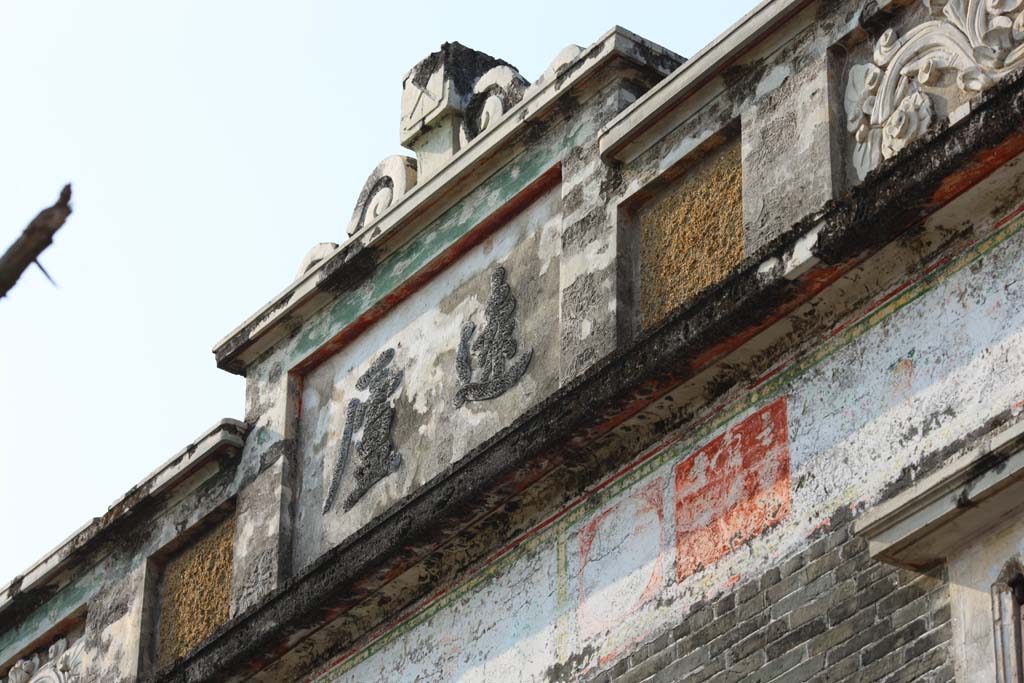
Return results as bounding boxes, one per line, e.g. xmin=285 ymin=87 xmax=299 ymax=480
xmin=2 ymin=639 xmax=85 ymax=683
xmin=882 ymin=89 xmax=934 ymax=158
xmin=845 ymin=0 xmax=1024 ymax=180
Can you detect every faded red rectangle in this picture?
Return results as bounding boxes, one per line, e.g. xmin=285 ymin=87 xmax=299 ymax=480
xmin=674 ymin=397 xmax=790 ymax=582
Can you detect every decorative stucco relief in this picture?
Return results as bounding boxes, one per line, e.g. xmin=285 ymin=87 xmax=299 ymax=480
xmin=3 ymin=639 xmax=85 ymax=683
xmin=323 ymin=348 xmax=404 ymax=512
xmin=460 ymin=66 xmax=529 ymax=144
xmin=454 ymin=266 xmax=533 ymax=408
xmin=346 ymin=156 xmax=418 ymax=236
xmin=846 ymin=0 xmax=1024 ymax=179
xmin=342 ymin=43 xmax=585 ymax=238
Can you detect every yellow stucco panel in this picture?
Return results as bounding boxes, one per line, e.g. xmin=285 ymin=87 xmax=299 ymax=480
xmin=639 ymin=138 xmax=743 ymax=330
xmin=156 ymin=513 xmax=235 ymax=669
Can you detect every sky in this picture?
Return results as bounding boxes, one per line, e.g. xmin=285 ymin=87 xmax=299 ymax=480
xmin=0 ymin=0 xmax=762 ymax=586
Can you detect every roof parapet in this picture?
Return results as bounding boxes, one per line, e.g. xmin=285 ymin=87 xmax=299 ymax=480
xmin=599 ymin=0 xmax=814 ymax=163
xmin=216 ymin=27 xmax=684 ymax=376
xmin=0 ymin=419 xmax=247 ymax=622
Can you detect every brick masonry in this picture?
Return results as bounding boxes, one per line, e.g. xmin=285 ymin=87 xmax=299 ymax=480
xmin=591 ymin=509 xmax=953 ymax=683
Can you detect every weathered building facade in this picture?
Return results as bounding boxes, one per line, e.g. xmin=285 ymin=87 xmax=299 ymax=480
xmin=5 ymin=1 xmax=1024 ymax=681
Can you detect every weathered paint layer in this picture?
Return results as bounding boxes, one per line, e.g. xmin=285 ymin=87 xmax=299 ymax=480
xmin=309 ymin=194 xmax=1024 ymax=682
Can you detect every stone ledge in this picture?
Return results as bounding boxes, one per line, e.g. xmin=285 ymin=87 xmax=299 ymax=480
xmin=855 ymin=417 xmax=1024 ymax=571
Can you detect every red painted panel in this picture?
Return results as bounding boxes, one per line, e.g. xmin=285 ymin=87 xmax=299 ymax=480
xmin=674 ymin=397 xmax=790 ymax=582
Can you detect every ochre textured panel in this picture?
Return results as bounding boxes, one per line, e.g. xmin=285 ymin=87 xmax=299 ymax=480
xmin=156 ymin=514 xmax=235 ymax=669
xmin=638 ymin=138 xmax=743 ymax=329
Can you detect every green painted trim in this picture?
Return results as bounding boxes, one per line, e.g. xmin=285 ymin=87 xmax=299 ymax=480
xmin=289 ymin=122 xmax=588 ymax=370
xmin=312 ymin=208 xmax=1024 ymax=681
xmin=0 ymin=568 xmax=102 ymax=666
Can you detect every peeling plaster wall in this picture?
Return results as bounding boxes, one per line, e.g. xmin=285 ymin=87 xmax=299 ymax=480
xmin=231 ymin=455 xmax=292 ymax=616
xmin=307 ymin=186 xmax=1024 ymax=682
xmin=558 ymin=78 xmax=652 ymax=379
xmin=78 ymin=562 xmax=149 ymax=683
xmin=294 ymin=187 xmax=562 ymax=570
xmin=740 ymin=36 xmax=834 ymax=253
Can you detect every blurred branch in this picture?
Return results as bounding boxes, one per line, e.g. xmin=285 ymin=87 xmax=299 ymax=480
xmin=0 ymin=184 xmax=73 ymax=299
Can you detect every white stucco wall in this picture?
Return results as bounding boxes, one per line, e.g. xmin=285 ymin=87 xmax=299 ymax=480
xmin=948 ymin=515 xmax=1024 ymax=682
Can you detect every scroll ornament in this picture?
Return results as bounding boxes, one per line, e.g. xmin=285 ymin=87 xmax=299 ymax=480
xmin=4 ymin=638 xmax=85 ymax=683
xmin=460 ymin=66 xmax=529 ymax=144
xmin=846 ymin=0 xmax=1024 ymax=179
xmin=322 ymin=348 xmax=404 ymax=513
xmin=454 ymin=266 xmax=533 ymax=408
xmin=346 ymin=156 xmax=418 ymax=236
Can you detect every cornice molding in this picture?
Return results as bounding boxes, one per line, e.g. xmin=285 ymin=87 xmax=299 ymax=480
xmin=854 ymin=416 xmax=1024 ymax=570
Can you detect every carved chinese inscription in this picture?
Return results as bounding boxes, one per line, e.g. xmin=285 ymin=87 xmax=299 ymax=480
xmin=454 ymin=266 xmax=533 ymax=408
xmin=323 ymin=348 xmax=404 ymax=513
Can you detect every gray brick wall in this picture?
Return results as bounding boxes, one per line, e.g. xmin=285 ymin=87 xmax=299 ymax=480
xmin=591 ymin=508 xmax=954 ymax=683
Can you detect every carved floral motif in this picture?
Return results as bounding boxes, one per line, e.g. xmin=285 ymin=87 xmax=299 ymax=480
xmin=846 ymin=0 xmax=1024 ymax=179
xmin=3 ymin=639 xmax=84 ymax=683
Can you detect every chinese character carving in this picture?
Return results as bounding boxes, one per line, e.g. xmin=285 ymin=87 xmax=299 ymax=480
xmin=454 ymin=266 xmax=532 ymax=408
xmin=323 ymin=348 xmax=404 ymax=513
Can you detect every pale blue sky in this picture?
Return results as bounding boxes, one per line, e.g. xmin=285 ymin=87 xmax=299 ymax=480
xmin=0 ymin=1 xmax=761 ymax=585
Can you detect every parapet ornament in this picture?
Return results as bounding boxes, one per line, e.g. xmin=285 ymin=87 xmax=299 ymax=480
xmin=530 ymin=44 xmax=585 ymax=91
xmin=846 ymin=0 xmax=1024 ymax=179
xmin=346 ymin=155 xmax=418 ymax=236
xmin=460 ymin=66 xmax=529 ymax=144
xmin=295 ymin=242 xmax=339 ymax=279
xmin=346 ymin=42 xmax=576 ymax=234
xmin=4 ymin=638 xmax=85 ymax=683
